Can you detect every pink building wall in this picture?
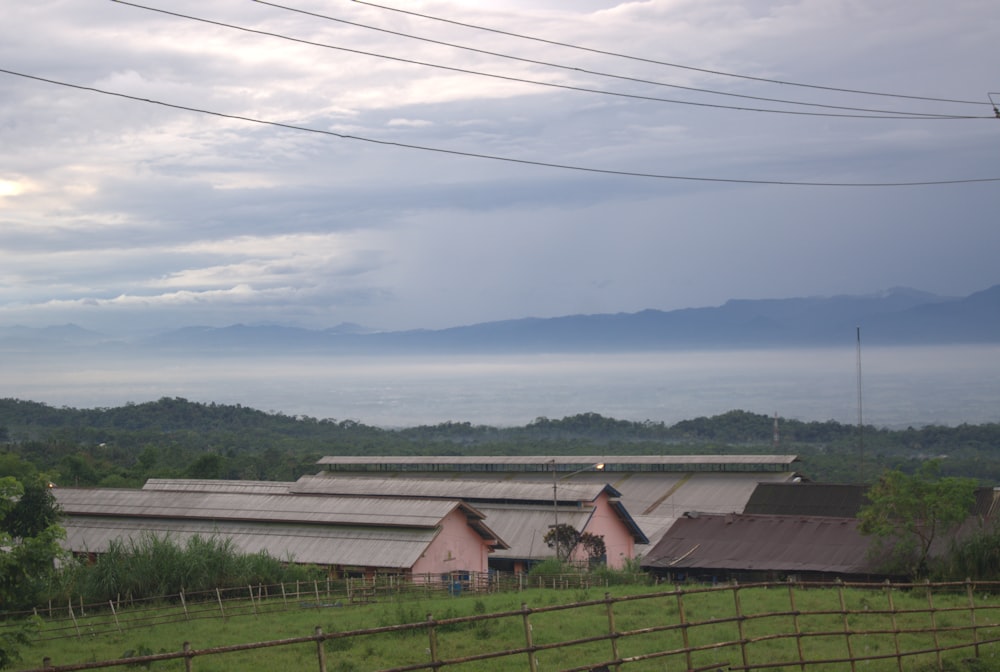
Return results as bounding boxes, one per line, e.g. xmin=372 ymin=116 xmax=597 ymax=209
xmin=572 ymin=492 xmax=635 ymax=569
xmin=411 ymin=507 xmax=491 ymax=576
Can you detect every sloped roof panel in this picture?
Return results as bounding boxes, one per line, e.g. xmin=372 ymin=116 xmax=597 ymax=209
xmin=292 ymin=474 xmax=617 ymax=503
xmin=63 ymin=516 xmax=435 ymax=568
xmin=143 ymin=479 xmax=292 ymax=495
xmin=743 ymin=483 xmax=871 ymax=517
xmin=643 ymin=513 xmax=879 ymax=575
xmin=55 ymin=488 xmax=460 ymax=528
xmin=317 ymin=455 xmax=798 ymax=471
xmin=473 ymin=505 xmax=593 ymax=561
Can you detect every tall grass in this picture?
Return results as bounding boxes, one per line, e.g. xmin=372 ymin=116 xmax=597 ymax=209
xmin=66 ymin=533 xmax=323 ymax=603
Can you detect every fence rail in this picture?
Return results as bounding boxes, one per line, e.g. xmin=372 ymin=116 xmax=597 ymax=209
xmin=12 ymin=578 xmax=1000 ymax=672
xmin=4 ymin=571 xmax=641 ymax=644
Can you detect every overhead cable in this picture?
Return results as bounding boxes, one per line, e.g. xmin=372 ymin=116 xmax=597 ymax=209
xmin=245 ymin=0 xmax=977 ymax=119
xmin=342 ymin=0 xmax=991 ymax=108
xmin=110 ymin=1 xmax=981 ymax=120
xmin=2 ymin=67 xmax=997 ymax=188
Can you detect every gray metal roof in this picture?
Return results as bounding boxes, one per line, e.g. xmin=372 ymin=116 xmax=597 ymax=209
xmin=56 ymin=488 xmax=467 ymax=528
xmin=473 ymin=505 xmax=594 ymax=561
xmin=642 ymin=513 xmax=881 ymax=576
xmin=143 ymin=479 xmax=292 ymax=495
xmin=297 ymin=468 xmax=795 ymax=555
xmin=317 ymin=455 xmax=799 ymax=472
xmin=292 ymin=474 xmax=618 ymax=504
xmin=63 ymin=516 xmax=437 ymax=569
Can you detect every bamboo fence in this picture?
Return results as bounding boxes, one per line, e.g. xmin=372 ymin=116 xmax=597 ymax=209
xmin=11 ymin=578 xmax=1000 ymax=672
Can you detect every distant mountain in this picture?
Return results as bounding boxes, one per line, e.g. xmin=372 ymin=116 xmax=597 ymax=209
xmin=0 ymin=324 xmax=112 ymax=348
xmin=4 ymin=285 xmax=999 ymax=353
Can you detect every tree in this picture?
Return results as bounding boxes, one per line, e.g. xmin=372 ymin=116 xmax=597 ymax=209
xmin=579 ymin=532 xmax=607 ymax=566
xmin=858 ymin=461 xmax=977 ymax=578
xmin=0 ymin=476 xmax=63 ymax=668
xmin=543 ymin=523 xmax=581 ymax=562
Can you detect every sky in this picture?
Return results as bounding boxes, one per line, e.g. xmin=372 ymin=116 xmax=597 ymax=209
xmin=1 ymin=0 xmax=998 ymax=335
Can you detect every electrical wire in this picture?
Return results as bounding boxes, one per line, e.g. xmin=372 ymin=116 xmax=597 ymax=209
xmin=245 ymin=0 xmax=977 ymax=120
xmin=110 ymin=0 xmax=981 ymax=121
xmin=344 ymin=0 xmax=991 ymax=108
xmin=2 ymin=67 xmax=997 ymax=188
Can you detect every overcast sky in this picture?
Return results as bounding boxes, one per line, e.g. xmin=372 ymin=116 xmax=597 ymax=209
xmin=1 ymin=0 xmax=998 ymax=334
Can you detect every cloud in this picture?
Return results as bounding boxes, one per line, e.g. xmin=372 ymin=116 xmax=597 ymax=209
xmin=0 ymin=0 xmax=996 ymax=335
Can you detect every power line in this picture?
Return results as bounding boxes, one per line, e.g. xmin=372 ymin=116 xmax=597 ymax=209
xmin=111 ymin=0 xmax=982 ymax=121
xmin=245 ymin=0 xmax=978 ymax=120
xmin=344 ymin=0 xmax=991 ymax=108
xmin=3 ymin=67 xmax=997 ymax=188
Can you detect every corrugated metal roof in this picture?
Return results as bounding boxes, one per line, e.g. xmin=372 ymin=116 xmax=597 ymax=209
xmin=296 ymin=469 xmax=793 ymax=554
xmin=473 ymin=505 xmax=593 ymax=561
xmin=643 ymin=513 xmax=881 ymax=576
xmin=143 ymin=479 xmax=292 ymax=495
xmin=63 ymin=516 xmax=436 ymax=568
xmin=743 ymin=483 xmax=871 ymax=517
xmin=317 ymin=455 xmax=798 ymax=469
xmin=55 ymin=488 xmax=465 ymax=529
xmin=292 ymin=474 xmax=617 ymax=503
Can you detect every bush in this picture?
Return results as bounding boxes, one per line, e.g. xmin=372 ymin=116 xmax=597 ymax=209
xmin=75 ymin=532 xmax=324 ymax=603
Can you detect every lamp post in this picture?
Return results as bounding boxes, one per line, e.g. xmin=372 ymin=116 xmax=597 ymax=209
xmin=550 ymin=460 xmax=605 ymax=562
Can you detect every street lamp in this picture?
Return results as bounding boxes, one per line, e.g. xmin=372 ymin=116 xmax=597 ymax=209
xmin=550 ymin=460 xmax=605 ymax=562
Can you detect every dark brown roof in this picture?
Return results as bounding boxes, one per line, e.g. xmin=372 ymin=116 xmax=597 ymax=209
xmin=642 ymin=513 xmax=881 ymax=576
xmin=742 ymin=482 xmax=871 ymax=517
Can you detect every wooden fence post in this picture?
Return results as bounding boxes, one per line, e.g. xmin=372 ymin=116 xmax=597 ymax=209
xmin=732 ymin=582 xmax=750 ymax=671
xmin=966 ymin=578 xmax=980 ymax=658
xmin=183 ymin=641 xmax=193 ymax=672
xmin=884 ymin=580 xmax=903 ymax=672
xmin=836 ymin=580 xmax=857 ymax=672
xmin=521 ymin=602 xmax=538 ymax=672
xmin=248 ymin=585 xmax=258 ymax=616
xmin=67 ymin=598 xmax=80 ymax=638
xmin=925 ymin=580 xmax=942 ymax=670
xmin=604 ymin=592 xmax=621 ymax=672
xmin=215 ymin=588 xmax=226 ymax=620
xmin=180 ymin=589 xmax=190 ymax=620
xmin=108 ymin=600 xmax=122 ymax=635
xmin=426 ymin=614 xmax=439 ymax=669
xmin=676 ymin=590 xmax=693 ymax=672
xmin=315 ymin=626 xmax=327 ymax=672
xmin=787 ymin=580 xmax=806 ymax=671
xmin=281 ymin=582 xmax=288 ymax=610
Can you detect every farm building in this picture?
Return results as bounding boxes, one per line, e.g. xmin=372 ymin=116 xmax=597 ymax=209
xmin=314 ymin=455 xmax=802 ymax=554
xmin=142 ymin=475 xmax=648 ymax=571
xmin=743 ymin=482 xmax=870 ymax=517
xmin=643 ymin=483 xmax=1000 ymax=583
xmin=641 ymin=512 xmax=889 ymax=583
xmin=54 ymin=487 xmax=507 ymax=579
xmin=291 ymin=474 xmax=646 ymax=571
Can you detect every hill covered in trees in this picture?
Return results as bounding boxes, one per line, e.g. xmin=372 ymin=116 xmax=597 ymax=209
xmin=1 ymin=397 xmax=998 ymax=486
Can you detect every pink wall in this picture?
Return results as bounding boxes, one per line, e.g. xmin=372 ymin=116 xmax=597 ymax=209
xmin=572 ymin=492 xmax=635 ymax=569
xmin=411 ymin=507 xmax=491 ymax=576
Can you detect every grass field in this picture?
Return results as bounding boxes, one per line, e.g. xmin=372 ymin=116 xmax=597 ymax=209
xmin=13 ymin=581 xmax=1000 ymax=672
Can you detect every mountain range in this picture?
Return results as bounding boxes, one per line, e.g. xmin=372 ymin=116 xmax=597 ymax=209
xmin=3 ymin=285 xmax=999 ymax=354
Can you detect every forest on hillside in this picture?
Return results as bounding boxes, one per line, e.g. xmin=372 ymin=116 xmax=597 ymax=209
xmin=1 ymin=397 xmax=999 ymax=487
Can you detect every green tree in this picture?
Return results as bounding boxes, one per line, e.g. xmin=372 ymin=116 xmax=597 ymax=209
xmin=543 ymin=523 xmax=581 ymax=563
xmin=579 ymin=532 xmax=607 ymax=565
xmin=0 ymin=476 xmax=63 ymax=668
xmin=858 ymin=461 xmax=977 ymax=578
xmin=185 ymin=453 xmax=224 ymax=479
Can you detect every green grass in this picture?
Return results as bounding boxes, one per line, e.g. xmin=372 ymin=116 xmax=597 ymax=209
xmin=13 ymin=583 xmax=1000 ymax=672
